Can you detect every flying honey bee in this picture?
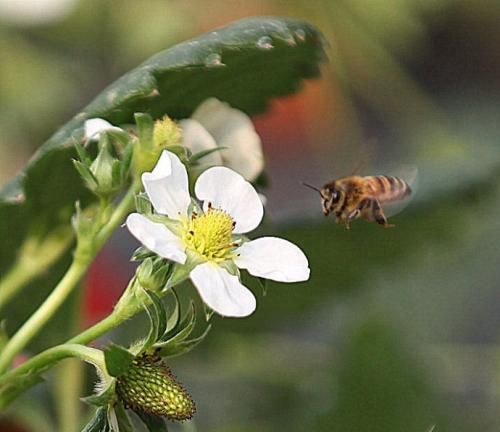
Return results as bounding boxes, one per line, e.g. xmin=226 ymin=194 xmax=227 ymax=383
xmin=304 ymin=171 xmax=415 ymax=229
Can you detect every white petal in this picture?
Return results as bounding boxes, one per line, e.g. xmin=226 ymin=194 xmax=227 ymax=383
xmin=234 ymin=237 xmax=310 ymax=282
xmin=84 ymin=118 xmax=122 ymax=140
xmin=194 ymin=166 xmax=263 ymax=234
xmin=180 ymin=119 xmax=223 ymax=167
xmin=126 ymin=213 xmax=186 ymax=264
xmin=141 ymin=151 xmax=190 ymax=219
xmin=192 ymin=98 xmax=263 ymax=181
xmin=190 ymin=263 xmax=256 ymax=317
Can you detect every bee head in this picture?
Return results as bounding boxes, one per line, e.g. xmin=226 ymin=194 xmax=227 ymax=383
xmin=302 ymin=181 xmax=340 ymax=216
xmin=320 ymin=183 xmax=341 ymax=216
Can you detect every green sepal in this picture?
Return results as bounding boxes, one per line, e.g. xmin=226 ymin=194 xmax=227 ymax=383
xmin=154 ymin=301 xmax=212 ymax=357
xmin=160 ymin=301 xmax=196 ymax=344
xmin=81 ymin=406 xmax=109 ymax=432
xmin=104 ymin=344 xmax=135 ymax=378
xmin=111 ymin=159 xmax=123 ymax=189
xmin=203 ymin=303 xmax=215 ymax=322
xmin=105 ymin=128 xmax=134 ymax=151
xmin=162 ymin=144 xmax=189 ymax=161
xmin=135 ymin=410 xmax=168 ymax=432
xmin=165 ymin=289 xmax=181 ymax=333
xmin=135 ymin=192 xmax=153 ymax=215
xmin=131 ymin=246 xmax=156 ymax=262
xmin=156 ymin=324 xmax=211 ymax=358
xmin=114 ymin=402 xmax=134 ymax=432
xmin=73 ymin=160 xmax=99 ymax=190
xmin=134 ymin=113 xmax=154 ymax=149
xmin=257 ymin=277 xmax=268 ymax=296
xmin=187 ymin=146 xmax=227 ymax=166
xmin=165 ymin=251 xmax=202 ymax=290
xmin=136 ymin=257 xmax=171 ymax=292
xmin=133 ymin=113 xmax=158 ymax=174
xmin=147 ymin=289 xmax=168 ymax=341
xmin=74 ymin=138 xmax=92 ymax=165
xmin=81 ymin=381 xmax=116 ymax=407
xmin=142 ymin=288 xmax=168 ymax=350
xmin=120 ymin=141 xmax=134 ymax=180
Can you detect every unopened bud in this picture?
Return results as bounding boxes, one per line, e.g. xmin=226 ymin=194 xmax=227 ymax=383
xmin=153 ymin=116 xmax=182 ymax=150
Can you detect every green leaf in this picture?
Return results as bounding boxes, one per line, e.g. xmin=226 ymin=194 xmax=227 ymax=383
xmin=0 ymin=17 xmax=325 ymax=284
xmin=104 ymin=344 xmax=135 ymax=378
xmin=114 ymin=402 xmax=134 ymax=432
xmin=135 ymin=410 xmax=168 ymax=432
xmin=81 ymin=406 xmax=109 ymax=432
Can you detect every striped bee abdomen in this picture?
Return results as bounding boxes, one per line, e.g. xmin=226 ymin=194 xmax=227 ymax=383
xmin=366 ymin=175 xmax=411 ymax=202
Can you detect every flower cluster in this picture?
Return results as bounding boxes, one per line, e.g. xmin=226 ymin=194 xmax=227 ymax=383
xmin=83 ymin=99 xmax=310 ymax=317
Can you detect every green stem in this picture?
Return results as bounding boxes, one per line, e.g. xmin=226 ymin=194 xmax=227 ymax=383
xmin=0 ymin=260 xmax=88 ymax=373
xmin=0 ymin=344 xmax=105 ymax=388
xmin=0 ymin=227 xmax=73 ymax=311
xmin=54 ymin=283 xmax=85 ymax=432
xmin=54 ymin=359 xmax=83 ymax=432
xmin=0 ymin=179 xmax=141 ymax=373
xmin=68 ymin=309 xmax=125 ymax=345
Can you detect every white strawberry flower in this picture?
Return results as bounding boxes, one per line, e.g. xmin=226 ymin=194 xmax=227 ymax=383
xmin=180 ymin=98 xmax=264 ymax=181
xmin=126 ymin=150 xmax=309 ymax=317
xmin=84 ymin=118 xmax=123 ymax=141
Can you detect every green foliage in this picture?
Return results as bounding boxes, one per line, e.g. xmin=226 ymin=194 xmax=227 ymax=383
xmin=81 ymin=406 xmax=109 ymax=432
xmin=135 ymin=411 xmax=168 ymax=432
xmin=104 ymin=344 xmax=135 ymax=378
xmin=114 ymin=402 xmax=135 ymax=432
xmin=0 ymin=17 xmax=325 ymax=279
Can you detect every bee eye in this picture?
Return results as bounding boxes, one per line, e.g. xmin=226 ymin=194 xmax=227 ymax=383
xmin=331 ymin=191 xmax=339 ymax=202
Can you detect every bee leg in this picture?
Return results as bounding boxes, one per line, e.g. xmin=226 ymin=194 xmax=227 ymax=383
xmin=372 ymin=199 xmax=395 ymax=228
xmin=347 ymin=209 xmax=360 ymax=221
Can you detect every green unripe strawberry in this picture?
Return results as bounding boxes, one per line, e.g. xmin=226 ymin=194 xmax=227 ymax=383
xmin=116 ymin=353 xmax=195 ymax=421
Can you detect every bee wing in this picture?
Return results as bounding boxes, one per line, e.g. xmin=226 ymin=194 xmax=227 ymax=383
xmin=382 ymin=165 xmax=418 ymax=218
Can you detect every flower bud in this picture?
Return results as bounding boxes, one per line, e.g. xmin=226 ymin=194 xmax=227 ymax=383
xmin=135 ymin=257 xmax=169 ymax=292
xmin=153 ymin=116 xmax=182 ymax=150
xmin=116 ymin=353 xmax=195 ymax=421
xmin=73 ymin=133 xmax=131 ymax=198
xmin=133 ymin=113 xmax=182 ymax=175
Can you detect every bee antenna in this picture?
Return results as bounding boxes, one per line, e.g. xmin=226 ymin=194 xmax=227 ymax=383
xmin=302 ymin=182 xmax=321 ymax=193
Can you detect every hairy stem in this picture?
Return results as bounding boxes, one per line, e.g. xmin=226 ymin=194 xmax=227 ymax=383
xmin=0 ymin=261 xmax=88 ymax=373
xmin=0 ymin=344 xmax=105 ymax=388
xmin=0 ymin=179 xmax=140 ymax=373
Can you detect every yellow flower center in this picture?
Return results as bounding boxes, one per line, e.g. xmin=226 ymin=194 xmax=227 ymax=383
xmin=182 ymin=207 xmax=235 ymax=262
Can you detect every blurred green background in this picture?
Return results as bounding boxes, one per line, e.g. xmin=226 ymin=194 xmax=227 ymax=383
xmin=1 ymin=0 xmax=500 ymax=431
